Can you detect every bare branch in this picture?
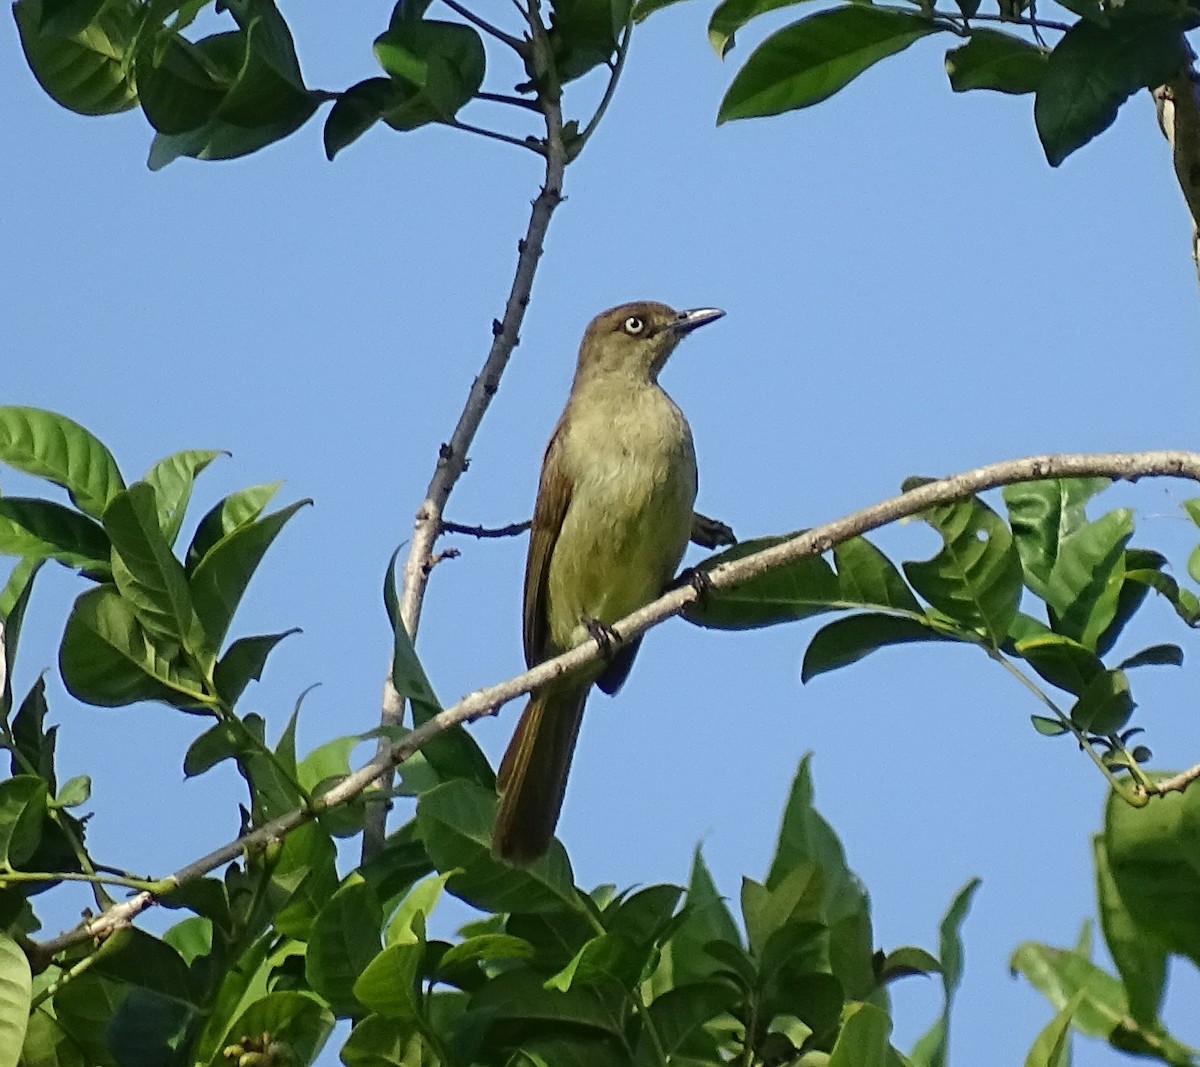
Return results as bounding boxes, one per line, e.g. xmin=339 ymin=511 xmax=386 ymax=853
xmin=364 ymin=0 xmax=569 ymax=860
xmin=441 ymin=0 xmax=526 ymax=52
xmin=441 ymin=518 xmax=532 ymax=538
xmin=33 ymin=449 xmax=1200 ymax=961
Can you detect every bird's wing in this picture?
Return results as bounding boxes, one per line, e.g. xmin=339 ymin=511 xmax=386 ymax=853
xmin=523 ymin=422 xmax=572 ymax=666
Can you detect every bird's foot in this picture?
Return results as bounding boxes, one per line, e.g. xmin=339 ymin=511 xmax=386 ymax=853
xmin=676 ymin=566 xmax=715 ymax=607
xmin=583 ymin=616 xmax=621 ymax=659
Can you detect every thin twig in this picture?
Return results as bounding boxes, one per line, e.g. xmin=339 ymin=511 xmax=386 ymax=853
xmin=441 ymin=0 xmax=526 ymax=51
xmin=363 ymin=0 xmax=569 ymax=862
xmin=1148 ymin=762 xmax=1200 ymax=795
xmin=573 ymin=18 xmax=632 ymax=154
xmin=32 ymin=450 xmax=1200 ymax=961
xmin=447 ymin=120 xmax=543 ymax=153
xmin=441 ymin=518 xmax=532 ymax=538
xmin=477 ymin=91 xmax=541 ymax=112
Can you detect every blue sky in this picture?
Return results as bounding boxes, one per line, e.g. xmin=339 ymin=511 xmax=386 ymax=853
xmin=3 ymin=0 xmax=1200 ymax=1062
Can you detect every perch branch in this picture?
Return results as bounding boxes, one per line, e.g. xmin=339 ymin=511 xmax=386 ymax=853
xmin=31 ymin=449 xmax=1200 ymax=962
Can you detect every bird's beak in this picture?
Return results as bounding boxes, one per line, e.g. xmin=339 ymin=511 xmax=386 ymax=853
xmin=671 ymin=307 xmax=725 ymax=336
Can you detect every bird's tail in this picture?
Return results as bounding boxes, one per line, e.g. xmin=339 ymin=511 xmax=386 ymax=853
xmin=492 ymin=683 xmax=588 ymax=863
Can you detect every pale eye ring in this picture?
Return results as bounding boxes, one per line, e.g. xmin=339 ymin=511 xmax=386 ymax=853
xmin=623 ymin=315 xmax=646 ymax=335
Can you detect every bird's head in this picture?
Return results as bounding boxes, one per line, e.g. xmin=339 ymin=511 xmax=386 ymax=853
xmin=576 ymin=301 xmax=725 ymax=382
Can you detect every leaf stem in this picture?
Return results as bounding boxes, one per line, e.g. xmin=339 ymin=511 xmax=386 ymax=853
xmin=573 ymin=17 xmax=633 ymax=155
xmin=446 ymin=119 xmax=543 ymax=152
xmin=441 ymin=0 xmax=526 ymax=52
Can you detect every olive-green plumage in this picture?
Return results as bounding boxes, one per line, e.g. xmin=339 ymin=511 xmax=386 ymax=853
xmin=492 ymin=301 xmax=724 ymax=863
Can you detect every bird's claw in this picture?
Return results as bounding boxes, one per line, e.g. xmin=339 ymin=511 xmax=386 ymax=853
xmin=583 ymin=617 xmax=621 ymax=658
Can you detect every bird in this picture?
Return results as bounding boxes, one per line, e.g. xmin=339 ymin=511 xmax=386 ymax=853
xmin=492 ymin=300 xmax=724 ymax=863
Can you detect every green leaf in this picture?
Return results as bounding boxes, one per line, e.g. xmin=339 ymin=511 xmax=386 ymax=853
xmin=833 ymin=536 xmax=922 ymax=613
xmin=416 ymin=779 xmax=577 ymax=914
xmin=828 ymin=1002 xmax=892 ymax=1067
xmin=661 ymin=846 xmax=742 ymax=987
xmin=1009 ymin=942 xmax=1134 ymax=1041
xmin=213 ymin=628 xmax=299 ymax=705
xmin=0 ymin=560 xmax=42 ymax=718
xmin=208 ymin=991 xmax=334 ymax=1067
xmin=0 ymin=931 xmax=31 ymax=1067
xmin=93 ymin=927 xmax=195 ymax=1003
xmin=1104 ymin=784 xmax=1200 ymax=971
xmin=1030 ymin=714 xmax=1069 ymax=737
xmin=1118 ymin=643 xmax=1182 ymax=670
xmin=135 ymin=34 xmax=229 ymax=136
xmin=60 ymin=586 xmax=209 ymax=708
xmin=544 ymin=0 xmax=631 ymax=83
xmin=106 ymin=987 xmax=195 ymax=1066
xmin=11 ymin=678 xmax=56 ymax=787
xmin=878 ymin=945 xmax=941 ymax=982
xmin=903 ymin=490 xmax=1023 ymax=646
xmin=718 ymin=7 xmax=938 ymax=123
xmin=1043 ymin=509 xmax=1132 ymax=650
xmin=0 ymin=498 xmax=109 ymax=572
xmin=36 ymin=0 xmax=103 ymax=35
xmin=0 ymin=407 xmax=124 ymax=518
xmin=353 ymin=942 xmax=424 ymax=1021
xmin=684 ymin=535 xmax=839 ymax=629
xmin=909 ymin=877 xmax=979 ymax=1067
xmin=185 ymin=481 xmax=280 ymax=572
xmin=383 ymin=548 xmax=493 ymax=787
xmin=1034 ymin=15 xmax=1187 ymax=166
xmin=1094 ymin=837 xmax=1165 ymax=1027
xmin=1007 ymin=613 xmax=1104 ymax=696
xmin=803 ymin=612 xmax=963 ymax=682
xmin=0 ymin=776 xmax=48 ymax=868
xmin=1003 ymin=478 xmax=1110 ymax=600
xmin=12 ymin=0 xmax=139 ymax=116
xmin=466 ymin=967 xmax=626 ymax=1038
xmin=945 ymin=29 xmax=1047 ymax=94
xmin=708 ymin=0 xmax=816 ymax=58
xmin=324 ymin=77 xmax=408 ymax=160
xmin=372 ymin=18 xmax=485 ymax=129
xmin=189 ymin=498 xmax=309 ymax=650
xmin=105 ymin=482 xmax=207 ymax=656
xmin=53 ymin=774 xmax=91 ymax=808
xmin=141 ymin=449 xmax=223 ymax=545
xmin=632 ymin=0 xmax=692 ymax=23
xmin=307 ymin=877 xmax=384 ymax=1016
xmin=1024 ymin=990 xmax=1083 ymax=1067
xmin=183 ymin=719 xmax=241 ymax=777
xmin=1069 ymin=668 xmax=1134 ymax=735
xmin=637 ymin=980 xmax=739 ymax=1063
xmin=147 ymin=19 xmax=320 ymax=169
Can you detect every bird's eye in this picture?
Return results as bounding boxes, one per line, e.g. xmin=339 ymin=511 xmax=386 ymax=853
xmin=623 ymin=316 xmax=646 ymax=335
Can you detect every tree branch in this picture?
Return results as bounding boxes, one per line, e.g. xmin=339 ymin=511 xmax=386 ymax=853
xmin=32 ymin=449 xmax=1200 ymax=962
xmin=364 ymin=0 xmax=569 ymax=861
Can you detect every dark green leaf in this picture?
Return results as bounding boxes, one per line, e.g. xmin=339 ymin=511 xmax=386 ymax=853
xmin=13 ymin=0 xmax=139 ymax=116
xmin=1094 ymin=837 xmax=1165 ymax=1028
xmin=708 ymin=0 xmax=816 ymax=57
xmin=208 ymin=991 xmax=334 ymax=1067
xmin=213 ymin=628 xmax=299 ymax=705
xmin=802 ymin=612 xmax=963 ymax=682
xmin=684 ymin=535 xmax=839 ymax=629
xmin=1118 ymin=643 xmax=1183 ymax=670
xmin=0 ymin=776 xmax=48 ymax=868
xmin=945 ymin=28 xmax=1048 ymax=94
xmin=11 ymin=677 xmax=55 ymax=786
xmin=106 ymin=987 xmax=195 ymax=1067
xmin=633 ymin=0 xmax=692 ymax=23
xmin=0 ymin=498 xmax=109 ymax=572
xmin=93 ymin=927 xmax=196 ymax=1003
xmin=1044 ymin=509 xmax=1133 ymax=650
xmin=416 ymin=779 xmax=577 ymax=914
xmin=147 ymin=21 xmax=320 ymax=169
xmin=189 ymin=498 xmax=309 ymax=650
xmin=662 ymin=846 xmax=742 ymax=986
xmin=1069 ymin=668 xmax=1134 ymax=735
xmin=324 ymin=77 xmax=408 ymax=160
xmin=0 ymin=407 xmax=124 ymax=518
xmin=1007 ymin=613 xmax=1104 ymax=696
xmin=36 ymin=0 xmax=103 ymax=35
xmin=59 ymin=586 xmax=209 ymax=709
xmin=903 ymin=490 xmax=1023 ymax=646
xmin=136 ymin=34 xmax=229 ymax=135
xmin=1035 ymin=15 xmax=1188 ymax=166
xmin=879 ymin=945 xmax=941 ymax=982
xmin=373 ymin=19 xmax=485 ymax=129
xmin=182 ymin=719 xmax=242 ymax=777
xmin=307 ymin=877 xmax=384 ymax=1016
xmin=718 ymin=7 xmax=938 ymax=123
xmin=546 ymin=0 xmax=630 ymax=83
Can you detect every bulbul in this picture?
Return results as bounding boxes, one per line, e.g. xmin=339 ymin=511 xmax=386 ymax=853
xmin=492 ymin=301 xmax=724 ymax=863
